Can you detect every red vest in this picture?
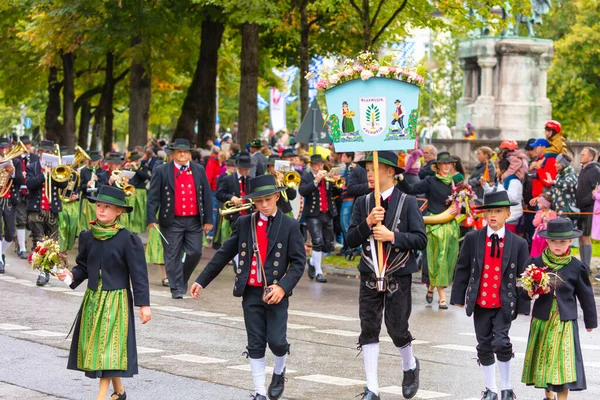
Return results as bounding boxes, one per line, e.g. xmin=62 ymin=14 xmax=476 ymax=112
xmin=248 ymin=216 xmax=269 ymax=287
xmin=40 ymin=166 xmax=50 ymax=210
xmin=318 ymin=179 xmax=329 ymax=213
xmin=476 ymin=235 xmax=504 ymax=308
xmin=174 ymin=165 xmax=198 ymax=217
xmin=239 ymin=175 xmax=247 ymax=216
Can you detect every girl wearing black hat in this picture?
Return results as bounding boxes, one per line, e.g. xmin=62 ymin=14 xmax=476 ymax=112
xmin=57 ymin=186 xmax=151 ymax=400
xmin=521 ymin=218 xmax=597 ymax=400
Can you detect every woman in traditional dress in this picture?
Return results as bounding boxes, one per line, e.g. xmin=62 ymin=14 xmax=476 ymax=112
xmin=58 ymin=185 xmax=151 ymax=400
xmin=341 ymin=101 xmax=355 ymax=134
xmin=521 ymin=218 xmax=597 ymax=400
xmin=398 ymin=151 xmax=460 ymax=309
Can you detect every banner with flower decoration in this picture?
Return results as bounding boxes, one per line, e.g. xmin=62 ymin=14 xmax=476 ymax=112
xmin=307 ymin=51 xmax=425 ymax=153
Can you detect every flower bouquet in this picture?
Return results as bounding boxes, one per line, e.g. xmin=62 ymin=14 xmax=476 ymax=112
xmin=447 ymin=183 xmax=478 ymax=218
xmin=518 ymin=264 xmax=555 ymax=299
xmin=29 ymin=237 xmax=68 ymax=276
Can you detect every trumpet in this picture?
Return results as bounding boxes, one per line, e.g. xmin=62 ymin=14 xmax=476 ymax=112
xmin=283 ymin=171 xmax=301 ymax=188
xmin=219 ymin=199 xmax=254 ymax=216
xmin=0 ymin=141 xmax=27 ymax=197
xmin=59 ymin=146 xmax=91 ymax=203
xmin=324 ymin=169 xmax=345 ymax=189
xmin=111 ymin=170 xmax=135 ymax=196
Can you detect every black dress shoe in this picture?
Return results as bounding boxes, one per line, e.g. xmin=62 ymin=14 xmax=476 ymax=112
xmin=315 ymin=273 xmax=327 ymax=283
xmin=500 ymin=389 xmax=515 ymax=400
xmin=252 ymin=394 xmax=267 ymax=400
xmin=36 ymin=273 xmax=48 ymax=287
xmin=481 ymin=389 xmax=498 ymax=400
xmin=171 ymin=292 xmax=184 ymax=299
xmin=359 ymin=388 xmax=381 ymax=399
xmin=0 ymin=260 xmax=4 ymax=274
xmin=17 ymin=249 xmax=28 ymax=260
xmin=402 ymin=357 xmax=420 ymax=399
xmin=267 ymin=368 xmax=286 ymax=400
xmin=307 ymin=260 xmax=315 ymax=279
xmin=110 ymin=391 xmax=127 ymax=400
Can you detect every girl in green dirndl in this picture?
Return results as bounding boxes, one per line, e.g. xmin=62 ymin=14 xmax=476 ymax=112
xmin=58 ymin=185 xmax=151 ymax=400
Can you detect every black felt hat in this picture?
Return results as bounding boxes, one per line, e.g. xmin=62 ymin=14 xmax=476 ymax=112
xmin=88 ymin=151 xmax=103 ymax=161
xmin=357 ymin=151 xmax=404 ymax=174
xmin=250 ymin=139 xmax=262 ymax=149
xmin=281 ymin=149 xmax=295 ymax=159
xmin=242 ymin=174 xmax=286 ymax=200
xmin=0 ymin=138 xmax=10 ymax=148
xmin=310 ymin=154 xmax=325 ymax=164
xmin=235 ymin=151 xmax=254 ymax=169
xmin=87 ymin=185 xmax=133 ymax=213
xmin=477 ymin=191 xmax=518 ymax=210
xmin=431 ymin=151 xmax=457 ymax=164
xmin=20 ymin=135 xmax=31 ymax=144
xmin=267 ymin=155 xmax=281 ymax=166
xmin=39 ymin=140 xmax=55 ymax=152
xmin=127 ymin=151 xmax=142 ymax=161
xmin=168 ymin=138 xmax=192 ymax=151
xmin=106 ymin=152 xmax=123 ymax=163
xmin=538 ymin=217 xmax=582 ymax=240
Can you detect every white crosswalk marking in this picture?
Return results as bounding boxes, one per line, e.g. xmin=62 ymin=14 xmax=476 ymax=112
xmin=0 ymin=323 xmax=31 ymax=330
xmin=295 ymin=374 xmax=365 ymax=386
xmin=432 ymin=344 xmax=476 ymax=352
xmin=40 ymin=287 xmax=69 ymax=292
xmin=63 ymin=291 xmax=85 ymax=296
xmin=182 ymin=311 xmax=227 ymax=317
xmin=22 ymin=330 xmax=65 ymax=338
xmin=0 ymin=275 xmax=16 ymax=280
xmin=288 ymin=310 xmax=359 ymax=321
xmin=219 ymin=316 xmax=245 ymax=322
xmin=149 ymin=290 xmax=172 ymax=298
xmin=152 ymin=306 xmax=193 ymax=312
xmin=137 ymin=346 xmax=165 ymax=354
xmin=379 ymin=386 xmax=450 ymax=398
xmin=227 ymin=365 xmax=297 ymax=374
xmin=380 ymin=337 xmax=430 ymax=345
xmin=162 ymin=354 xmax=227 ymax=364
xmin=314 ymin=329 xmax=358 ymax=337
xmin=586 ymin=361 xmax=600 ymax=368
xmin=287 ymin=323 xmax=315 ymax=330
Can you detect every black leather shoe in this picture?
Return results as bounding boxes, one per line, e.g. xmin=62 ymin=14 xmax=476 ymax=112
xmin=0 ymin=258 xmax=4 ymax=274
xmin=252 ymin=394 xmax=267 ymax=400
xmin=307 ymin=260 xmax=315 ymax=279
xmin=359 ymin=387 xmax=381 ymax=399
xmin=267 ymin=368 xmax=286 ymax=400
xmin=171 ymin=292 xmax=184 ymax=299
xmin=481 ymin=389 xmax=498 ymax=400
xmin=402 ymin=357 xmax=420 ymax=399
xmin=17 ymin=249 xmax=28 ymax=260
xmin=110 ymin=391 xmax=127 ymax=400
xmin=500 ymin=389 xmax=515 ymax=400
xmin=36 ymin=273 xmax=48 ymax=287
xmin=315 ymin=273 xmax=327 ymax=283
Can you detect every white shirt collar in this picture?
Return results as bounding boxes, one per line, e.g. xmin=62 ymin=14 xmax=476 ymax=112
xmin=259 ymin=211 xmax=277 ymax=221
xmin=487 ymin=225 xmax=506 ymax=239
xmin=174 ymin=161 xmax=189 ymax=170
xmin=380 ymin=186 xmax=394 ymax=201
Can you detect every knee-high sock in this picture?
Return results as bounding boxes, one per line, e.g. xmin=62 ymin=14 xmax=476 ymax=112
xmin=17 ymin=229 xmax=26 ymax=251
xmin=362 ymin=343 xmax=379 ymax=395
xmin=497 ymin=360 xmax=511 ymax=390
xmin=483 ymin=363 xmax=497 ymax=393
xmin=273 ymin=354 xmax=287 ymax=375
xmin=233 ymin=254 xmax=239 ymax=267
xmin=249 ymin=357 xmax=266 ymax=396
xmin=312 ymin=251 xmax=323 ymax=275
xmin=398 ymin=343 xmax=417 ymax=371
xmin=582 ymin=244 xmax=592 ymax=267
xmin=1 ymin=239 xmax=12 ymax=255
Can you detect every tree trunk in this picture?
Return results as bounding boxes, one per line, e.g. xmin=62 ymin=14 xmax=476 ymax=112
xmin=237 ymin=23 xmax=260 ymax=147
xmin=44 ymin=67 xmax=62 ymax=143
xmin=102 ymin=52 xmax=115 ymax=155
xmin=361 ymin=0 xmax=371 ymax=50
xmin=173 ymin=15 xmax=225 ymax=146
xmin=78 ymin=101 xmax=92 ymax=149
xmin=128 ymin=36 xmax=152 ymax=150
xmin=90 ymin=113 xmax=101 ymax=151
xmin=299 ymin=4 xmax=310 ymax=119
xmin=61 ymin=52 xmax=76 ymax=150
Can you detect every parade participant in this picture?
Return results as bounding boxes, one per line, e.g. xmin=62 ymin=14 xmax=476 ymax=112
xmin=57 ymin=185 xmax=151 ymax=400
xmin=451 ymin=191 xmax=530 ymax=400
xmin=575 ymin=147 xmax=600 ymax=268
xmin=26 ymin=140 xmax=68 ymax=286
xmin=216 ymin=151 xmax=254 ymax=225
xmin=123 ymin=151 xmax=149 ymax=234
xmin=299 ymin=154 xmax=341 ymax=283
xmin=544 ymin=120 xmax=567 ymax=156
xmin=191 ymin=174 xmax=305 ymax=400
xmin=147 ymin=138 xmax=213 ymax=299
xmin=79 ymin=151 xmax=109 ymax=233
xmin=57 ymin=147 xmax=80 ymax=252
xmin=212 ymin=159 xmax=238 ymax=251
xmin=482 ymin=159 xmax=523 ymax=234
xmin=13 ymin=135 xmax=38 ymax=259
xmin=521 ymin=218 xmax=597 ymax=400
xmin=347 ymin=151 xmax=426 ymax=400
xmin=266 ymin=155 xmax=297 ymax=218
xmin=0 ymin=138 xmax=24 ymax=273
xmin=250 ymin=139 xmax=268 ymax=177
xmin=398 ymin=151 xmax=459 ymax=309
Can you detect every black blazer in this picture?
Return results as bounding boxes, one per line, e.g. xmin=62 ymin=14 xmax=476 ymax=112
xmin=25 ymin=161 xmax=67 ymax=213
xmin=0 ymin=157 xmax=26 ymax=206
xmin=216 ymin=173 xmax=244 ymax=222
xmin=397 ymin=174 xmax=452 ymax=214
xmin=347 ymin=188 xmax=427 ymax=276
xmin=346 ymin=165 xmax=370 ymax=199
xmin=13 ymin=153 xmax=39 ymax=198
xmin=70 ymin=229 xmax=150 ymax=307
xmin=299 ymin=171 xmax=340 ymax=218
xmin=147 ymin=161 xmax=213 ymax=227
xmin=527 ymin=256 xmax=597 ymax=329
xmin=277 ymin=187 xmax=296 ymax=214
xmin=79 ymin=167 xmax=109 ymax=199
xmin=450 ymin=229 xmax=531 ymax=319
xmin=196 ymin=211 xmax=305 ymax=297
xmin=128 ymin=165 xmax=151 ymax=189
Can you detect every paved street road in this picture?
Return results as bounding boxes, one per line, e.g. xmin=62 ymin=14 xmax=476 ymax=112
xmin=0 ymin=248 xmax=599 ymax=400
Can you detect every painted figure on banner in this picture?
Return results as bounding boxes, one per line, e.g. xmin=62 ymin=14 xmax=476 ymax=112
xmin=341 ymin=101 xmax=356 ymax=135
xmin=391 ymin=99 xmax=405 ymax=134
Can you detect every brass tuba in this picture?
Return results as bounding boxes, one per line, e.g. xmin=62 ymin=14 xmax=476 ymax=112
xmin=111 ymin=170 xmax=135 ymax=196
xmin=0 ymin=141 xmax=27 ymax=197
xmin=59 ymin=146 xmax=92 ymax=202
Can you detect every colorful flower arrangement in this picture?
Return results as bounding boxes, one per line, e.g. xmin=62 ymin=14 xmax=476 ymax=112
xmin=306 ymin=51 xmax=426 ymax=90
xmin=447 ymin=183 xmax=478 ymax=217
xmin=518 ymin=264 xmax=553 ymax=299
xmin=29 ymin=237 xmax=68 ymax=275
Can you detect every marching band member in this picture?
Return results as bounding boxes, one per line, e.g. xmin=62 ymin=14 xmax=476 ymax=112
xmin=26 ymin=140 xmax=67 ymax=286
xmin=79 ymin=151 xmax=109 ymax=233
xmin=0 ymin=138 xmax=24 ymax=273
xmin=347 ymin=151 xmax=426 ymax=400
xmin=13 ymin=135 xmax=38 ymax=259
xmin=212 ymin=159 xmax=237 ymax=250
xmin=266 ymin=155 xmax=297 ymax=218
xmin=57 ymin=147 xmax=80 ymax=252
xmin=147 ymin=138 xmax=213 ymax=299
xmin=216 ymin=151 xmax=254 ymax=225
xmin=299 ymin=154 xmax=340 ymax=283
xmin=123 ymin=151 xmax=150 ymax=234
xmin=191 ymin=174 xmax=305 ymax=400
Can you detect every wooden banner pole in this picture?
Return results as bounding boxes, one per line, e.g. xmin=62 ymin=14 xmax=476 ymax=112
xmin=372 ymin=150 xmax=385 ymax=292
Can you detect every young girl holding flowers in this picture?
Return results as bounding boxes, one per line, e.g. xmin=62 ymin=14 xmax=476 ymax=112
xmin=521 ymin=218 xmax=597 ymax=400
xmin=57 ymin=186 xmax=151 ymax=400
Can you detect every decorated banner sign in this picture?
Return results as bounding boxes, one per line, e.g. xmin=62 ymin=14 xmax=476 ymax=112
xmin=325 ymin=78 xmax=420 ymax=152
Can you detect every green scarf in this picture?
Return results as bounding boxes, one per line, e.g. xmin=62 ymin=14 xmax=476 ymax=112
xmin=542 ymin=246 xmax=572 ymax=271
xmin=436 ymin=173 xmax=453 ymax=185
xmin=90 ymin=219 xmax=125 ymax=241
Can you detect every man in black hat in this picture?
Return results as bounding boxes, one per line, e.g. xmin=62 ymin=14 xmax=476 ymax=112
xmin=249 ymin=139 xmax=267 ymax=177
xmin=147 ymin=138 xmax=213 ymax=299
xmin=217 ymin=151 xmax=254 ymax=225
xmin=299 ymin=154 xmax=341 ymax=283
xmin=26 ymin=139 xmax=68 ymax=285
xmin=451 ymin=191 xmax=530 ymax=400
xmin=391 ymin=99 xmax=405 ymax=132
xmin=347 ymin=151 xmax=426 ymax=400
xmin=0 ymin=138 xmax=24 ymax=272
xmin=13 ymin=135 xmax=39 ymax=259
xmin=266 ymin=155 xmax=297 ymax=218
xmin=191 ymin=174 xmax=305 ymax=400
xmin=79 ymin=151 xmax=109 ymax=233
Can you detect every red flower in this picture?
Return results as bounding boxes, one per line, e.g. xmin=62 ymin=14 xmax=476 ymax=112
xmin=39 ymin=248 xmax=48 ymax=256
xmin=531 ymin=269 xmax=544 ymax=282
xmin=34 ymin=246 xmax=40 ymax=253
xmin=28 ymin=253 xmax=33 ymax=263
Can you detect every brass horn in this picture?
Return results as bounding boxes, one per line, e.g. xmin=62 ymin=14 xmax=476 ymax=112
xmin=219 ymin=200 xmax=254 ymax=216
xmin=283 ymin=171 xmax=301 ymax=188
xmin=0 ymin=141 xmax=27 ymax=197
xmin=423 ymin=205 xmax=457 ymax=225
